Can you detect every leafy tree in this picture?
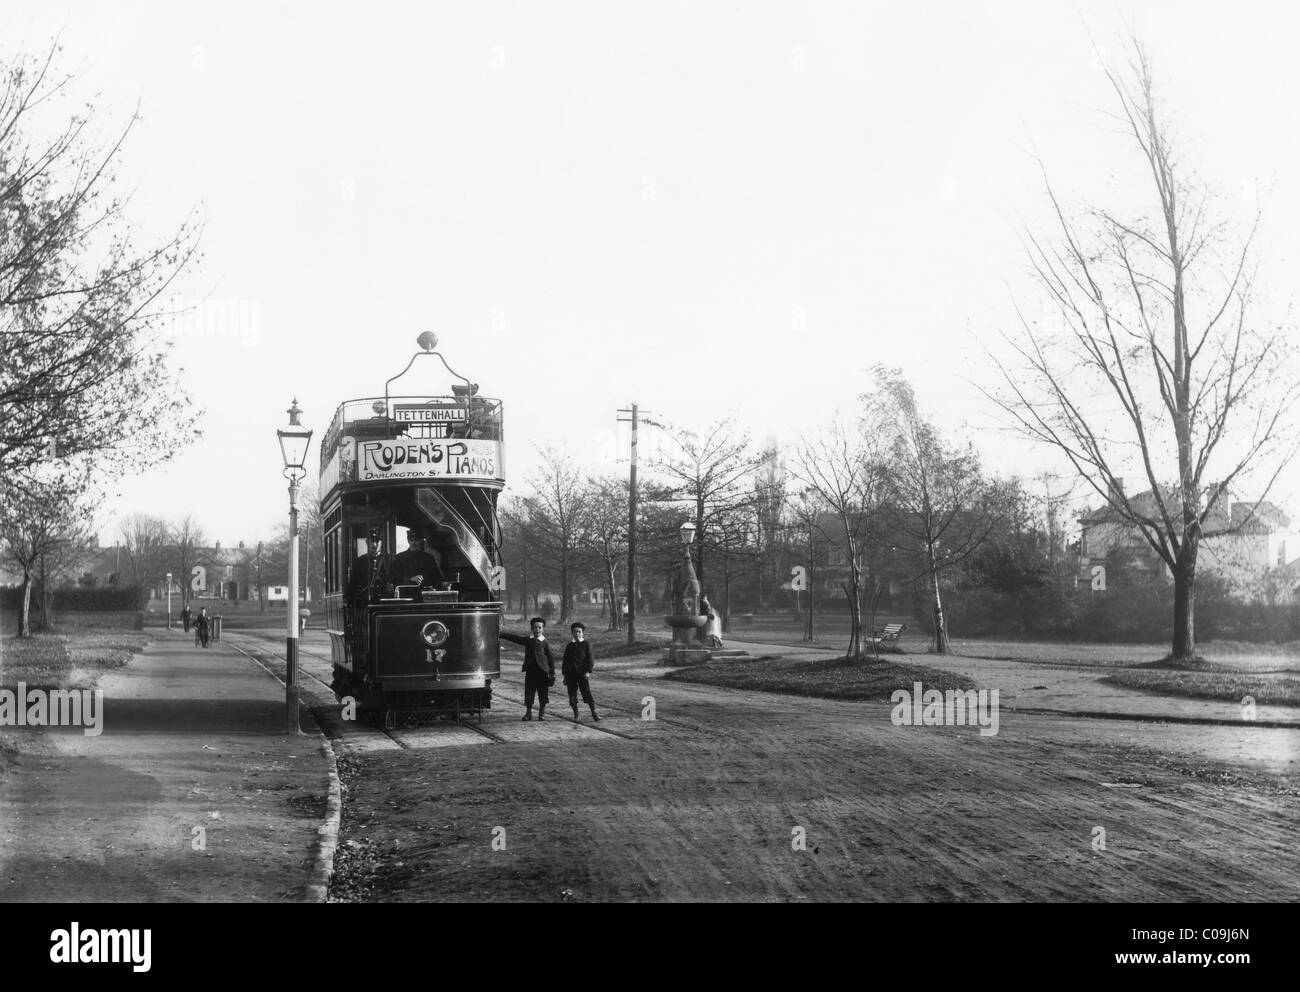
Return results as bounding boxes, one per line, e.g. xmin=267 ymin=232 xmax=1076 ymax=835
xmin=867 ymin=368 xmax=1006 ymax=653
xmin=1 ymin=476 xmax=92 ymax=635
xmin=751 ymin=445 xmax=788 ymax=612
xmin=0 ymin=46 xmax=200 ymax=494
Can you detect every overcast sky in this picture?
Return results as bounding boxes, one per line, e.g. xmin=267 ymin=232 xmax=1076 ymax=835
xmin=6 ymin=1 xmax=1300 ymax=547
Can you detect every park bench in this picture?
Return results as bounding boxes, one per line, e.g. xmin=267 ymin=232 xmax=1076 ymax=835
xmin=868 ymin=623 xmax=907 ymax=650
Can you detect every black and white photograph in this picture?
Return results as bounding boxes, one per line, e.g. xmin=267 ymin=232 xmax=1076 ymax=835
xmin=0 ymin=0 xmax=1294 ymax=961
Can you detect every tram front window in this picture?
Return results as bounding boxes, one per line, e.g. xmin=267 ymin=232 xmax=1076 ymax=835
xmin=390 ymin=528 xmax=446 ymax=599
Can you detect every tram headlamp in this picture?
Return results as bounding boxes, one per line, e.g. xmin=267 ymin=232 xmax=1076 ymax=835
xmin=420 ymin=620 xmax=450 ymax=648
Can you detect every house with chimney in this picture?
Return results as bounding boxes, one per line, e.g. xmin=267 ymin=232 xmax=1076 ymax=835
xmin=1076 ymin=480 xmax=1298 ymax=600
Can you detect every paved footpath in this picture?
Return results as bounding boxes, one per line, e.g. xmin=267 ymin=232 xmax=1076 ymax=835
xmin=0 ymin=628 xmax=337 ymax=902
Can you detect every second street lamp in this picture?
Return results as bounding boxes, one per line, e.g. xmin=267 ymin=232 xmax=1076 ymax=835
xmin=277 ymin=398 xmax=313 ymax=736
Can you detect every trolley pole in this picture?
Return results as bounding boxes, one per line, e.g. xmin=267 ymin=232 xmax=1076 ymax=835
xmin=617 ymin=403 xmax=640 ymax=647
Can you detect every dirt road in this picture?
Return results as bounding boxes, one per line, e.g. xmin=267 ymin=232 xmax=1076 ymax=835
xmin=235 ymin=630 xmax=1300 ymax=902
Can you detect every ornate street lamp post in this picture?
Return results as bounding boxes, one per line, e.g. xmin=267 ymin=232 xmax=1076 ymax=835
xmin=277 ymin=398 xmax=313 ymax=735
xmin=661 ymin=519 xmax=704 ymax=664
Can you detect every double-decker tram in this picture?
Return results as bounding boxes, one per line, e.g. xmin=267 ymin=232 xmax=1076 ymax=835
xmin=319 ymin=333 xmax=505 ymax=726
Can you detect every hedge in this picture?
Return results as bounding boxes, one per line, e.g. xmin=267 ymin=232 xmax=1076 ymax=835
xmin=1 ymin=584 xmax=150 ymax=611
xmin=923 ymin=574 xmax=1300 ymax=644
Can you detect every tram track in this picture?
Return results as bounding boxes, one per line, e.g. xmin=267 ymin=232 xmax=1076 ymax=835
xmin=224 ymin=635 xmax=414 ymax=750
xmin=231 ymin=628 xmax=751 ymax=746
xmin=225 ymin=629 xmax=637 ymax=746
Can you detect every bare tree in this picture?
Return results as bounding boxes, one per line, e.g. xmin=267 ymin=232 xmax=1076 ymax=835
xmin=242 ymin=539 xmax=269 ymax=613
xmin=169 ymin=514 xmax=206 ymax=607
xmin=709 ymin=502 xmax=763 ymax=634
xmin=117 ymin=513 xmax=170 ymax=592
xmin=792 ymin=414 xmax=886 ymax=659
xmin=497 ymin=500 xmax=537 ymax=614
xmin=988 ymin=45 xmax=1300 ymax=663
xmin=626 ymin=482 xmax=684 ymax=617
xmin=868 ymin=368 xmax=1005 ymax=654
xmin=786 ymin=489 xmax=823 ymax=641
xmin=517 ymin=448 xmax=590 ymax=624
xmin=581 ymin=475 xmax=628 ymax=631
xmin=297 ymin=481 xmax=324 ymax=607
xmin=1032 ymin=470 xmax=1081 ymax=579
xmin=647 ymin=415 xmax=771 ymax=597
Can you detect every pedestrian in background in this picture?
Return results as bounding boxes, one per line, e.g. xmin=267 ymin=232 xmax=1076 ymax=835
xmin=193 ymin=607 xmax=211 ymax=648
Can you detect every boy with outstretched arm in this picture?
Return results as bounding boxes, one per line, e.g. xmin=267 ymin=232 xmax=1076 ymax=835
xmin=499 ymin=616 xmax=555 ymax=720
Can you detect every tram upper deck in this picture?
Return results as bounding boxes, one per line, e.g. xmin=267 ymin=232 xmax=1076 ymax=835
xmin=319 ymin=390 xmax=505 ymax=499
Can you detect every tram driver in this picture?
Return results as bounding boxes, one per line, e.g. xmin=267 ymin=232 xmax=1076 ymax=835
xmin=348 ymin=527 xmax=391 ymax=606
xmin=346 ymin=527 xmax=389 ymax=662
xmin=391 ymin=528 xmax=445 ymax=599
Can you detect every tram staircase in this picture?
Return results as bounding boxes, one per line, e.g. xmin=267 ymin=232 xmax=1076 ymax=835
xmin=414 ymin=487 xmax=498 ymax=591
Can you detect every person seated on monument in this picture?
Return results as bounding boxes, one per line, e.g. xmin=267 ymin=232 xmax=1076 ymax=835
xmin=391 ymin=528 xmax=445 ymax=599
xmin=700 ymin=593 xmax=724 ymax=648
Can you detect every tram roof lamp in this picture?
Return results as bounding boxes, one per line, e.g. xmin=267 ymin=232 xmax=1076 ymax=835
xmin=417 ymin=331 xmax=438 ymax=352
xmin=680 ymin=520 xmax=696 ymax=546
xmin=277 ymin=398 xmax=313 ymax=481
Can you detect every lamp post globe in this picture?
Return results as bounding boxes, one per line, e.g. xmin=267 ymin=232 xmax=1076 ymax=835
xmin=277 ymin=398 xmax=313 ymax=735
xmin=277 ymin=398 xmax=312 ymax=480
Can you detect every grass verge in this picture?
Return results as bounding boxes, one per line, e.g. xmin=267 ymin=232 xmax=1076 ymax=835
xmin=0 ymin=628 xmax=151 ymax=689
xmin=497 ymin=621 xmax=663 ymax=660
xmin=0 ymin=627 xmax=150 ymax=780
xmin=1099 ymin=669 xmax=1300 ymax=706
xmin=664 ymin=653 xmax=978 ymax=701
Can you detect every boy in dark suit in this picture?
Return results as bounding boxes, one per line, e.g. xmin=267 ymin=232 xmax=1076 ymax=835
xmin=500 ymin=616 xmax=555 ymax=720
xmin=562 ymin=622 xmax=599 ymax=721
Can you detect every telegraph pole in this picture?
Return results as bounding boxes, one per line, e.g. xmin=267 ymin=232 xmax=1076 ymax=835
xmin=617 ymin=403 xmax=641 ymax=647
xmin=805 ymin=516 xmax=816 ymax=642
